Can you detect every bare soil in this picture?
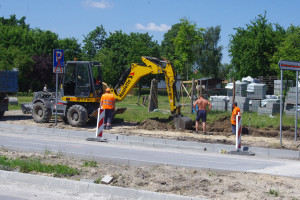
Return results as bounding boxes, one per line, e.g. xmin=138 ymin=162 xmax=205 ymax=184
xmin=1 ymin=110 xmax=300 ymax=199
xmin=2 ymin=110 xmax=300 ymax=150
xmin=1 ymin=148 xmax=300 ymax=200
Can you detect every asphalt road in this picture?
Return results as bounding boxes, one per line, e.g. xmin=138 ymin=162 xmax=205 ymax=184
xmin=0 ymin=124 xmax=300 ymax=178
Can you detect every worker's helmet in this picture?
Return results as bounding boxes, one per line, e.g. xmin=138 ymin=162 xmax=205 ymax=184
xmin=106 ymin=88 xmax=111 ymax=92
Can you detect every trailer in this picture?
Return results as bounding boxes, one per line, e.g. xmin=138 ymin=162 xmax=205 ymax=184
xmin=0 ymin=71 xmax=18 ymax=118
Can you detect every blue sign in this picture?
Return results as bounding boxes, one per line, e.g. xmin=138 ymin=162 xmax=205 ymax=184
xmin=278 ymin=60 xmax=300 ymax=71
xmin=53 ymin=49 xmax=64 ymax=73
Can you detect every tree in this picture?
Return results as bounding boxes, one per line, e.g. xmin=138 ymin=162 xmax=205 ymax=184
xmin=193 ymin=26 xmax=223 ymax=78
xmin=161 ymin=23 xmax=182 ymax=61
xmin=95 ymin=31 xmax=160 ymax=87
xmin=271 ymin=25 xmax=300 ymax=80
xmin=228 ymin=12 xmax=285 ymax=79
xmin=161 ymin=18 xmax=204 ymax=80
xmin=82 ymin=25 xmax=106 ymax=60
xmin=58 ymin=37 xmax=82 ymax=61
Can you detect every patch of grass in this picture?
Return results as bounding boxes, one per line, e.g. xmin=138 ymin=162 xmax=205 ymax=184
xmin=0 ymin=155 xmax=79 ymax=177
xmin=82 ymin=160 xmax=98 ymax=167
xmin=269 ymin=189 xmax=279 ymax=197
xmin=10 ymin=95 xmax=300 ymax=129
xmin=94 ymin=177 xmax=102 ymax=184
xmin=8 ymin=96 xmax=33 ymax=111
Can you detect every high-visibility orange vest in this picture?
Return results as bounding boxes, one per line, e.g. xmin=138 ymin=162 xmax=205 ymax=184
xmin=231 ymin=106 xmax=240 ymax=125
xmin=101 ymin=93 xmax=115 ymax=109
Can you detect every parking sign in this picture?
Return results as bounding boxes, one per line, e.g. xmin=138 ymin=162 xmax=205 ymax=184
xmin=53 ymin=49 xmax=64 ymax=73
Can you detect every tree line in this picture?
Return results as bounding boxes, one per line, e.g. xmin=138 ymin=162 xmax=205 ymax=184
xmin=0 ymin=13 xmax=299 ymax=92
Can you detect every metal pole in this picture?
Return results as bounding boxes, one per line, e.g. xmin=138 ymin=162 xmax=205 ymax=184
xmin=55 ymin=73 xmax=58 ymax=126
xmin=191 ymin=78 xmax=195 ymax=114
xmin=295 ymin=71 xmax=298 ymax=141
xmin=280 ymin=70 xmax=283 ymax=146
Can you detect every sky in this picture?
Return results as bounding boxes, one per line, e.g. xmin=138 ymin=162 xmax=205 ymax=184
xmin=1 ymin=0 xmax=300 ymax=64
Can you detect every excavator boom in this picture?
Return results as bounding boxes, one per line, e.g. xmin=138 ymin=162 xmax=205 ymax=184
xmin=112 ymin=56 xmax=180 ymax=115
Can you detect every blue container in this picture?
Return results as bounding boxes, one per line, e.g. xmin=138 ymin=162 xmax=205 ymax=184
xmin=192 ymin=105 xmax=198 ymax=113
xmin=0 ymin=71 xmax=18 ymax=92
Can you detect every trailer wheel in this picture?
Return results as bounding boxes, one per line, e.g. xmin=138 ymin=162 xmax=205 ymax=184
xmin=32 ymin=102 xmax=52 ymax=123
xmin=67 ymin=105 xmax=88 ymax=127
xmin=0 ymin=111 xmax=5 ymax=119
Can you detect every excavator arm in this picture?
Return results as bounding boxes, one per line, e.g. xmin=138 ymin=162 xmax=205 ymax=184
xmin=111 ymin=56 xmax=181 ymax=115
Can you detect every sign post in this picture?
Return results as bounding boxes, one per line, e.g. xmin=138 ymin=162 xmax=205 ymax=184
xmin=53 ymin=49 xmax=64 ymax=126
xmin=278 ymin=60 xmax=300 ymax=144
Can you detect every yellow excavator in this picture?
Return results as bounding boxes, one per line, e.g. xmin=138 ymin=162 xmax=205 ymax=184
xmin=21 ymin=56 xmax=191 ymax=128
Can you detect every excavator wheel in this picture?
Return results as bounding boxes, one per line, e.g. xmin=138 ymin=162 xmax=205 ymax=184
xmin=32 ymin=102 xmax=52 ymax=123
xmin=67 ymin=105 xmax=88 ymax=127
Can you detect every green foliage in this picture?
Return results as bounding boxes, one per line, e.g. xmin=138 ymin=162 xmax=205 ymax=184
xmin=58 ymin=37 xmax=82 ymax=61
xmin=173 ymin=18 xmax=204 ymax=80
xmin=82 ymin=160 xmax=98 ymax=167
xmin=95 ymin=31 xmax=160 ymax=87
xmin=269 ymin=189 xmax=279 ymax=197
xmin=271 ymin=25 xmax=300 ymax=80
xmin=82 ymin=25 xmax=106 ymax=60
xmin=229 ymin=12 xmax=285 ymax=79
xmin=194 ymin=26 xmax=223 ymax=78
xmin=0 ymin=155 xmax=79 ymax=177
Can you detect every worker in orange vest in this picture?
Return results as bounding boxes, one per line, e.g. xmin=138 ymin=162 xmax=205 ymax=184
xmin=231 ymin=102 xmax=241 ymax=135
xmin=100 ymin=88 xmax=115 ymax=130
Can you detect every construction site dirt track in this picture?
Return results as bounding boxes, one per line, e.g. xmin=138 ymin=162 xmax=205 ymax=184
xmin=1 ymin=110 xmax=300 ymax=200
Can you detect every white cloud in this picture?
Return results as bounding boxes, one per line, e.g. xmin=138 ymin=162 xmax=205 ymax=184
xmin=82 ymin=0 xmax=113 ymax=9
xmin=135 ymin=22 xmax=171 ymax=32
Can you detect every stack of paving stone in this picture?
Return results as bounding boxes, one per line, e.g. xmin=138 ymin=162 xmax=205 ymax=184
xmin=227 ymin=96 xmax=250 ymax=112
xmin=249 ymin=99 xmax=261 ymax=112
xmin=274 ymin=80 xmax=293 ymax=95
xmin=246 ymin=83 xmax=266 ymax=99
xmin=210 ymin=96 xmax=228 ymax=111
xmin=285 ymin=87 xmax=300 ymax=104
xmin=235 ymin=82 xmax=248 ymax=97
xmin=225 ymin=83 xmax=233 ymax=96
xmin=284 ymin=103 xmax=300 ymax=116
xmin=258 ymin=100 xmax=280 ymax=115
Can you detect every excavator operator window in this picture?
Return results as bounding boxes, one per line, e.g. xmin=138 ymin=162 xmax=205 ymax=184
xmin=63 ymin=63 xmax=76 ymax=96
xmin=75 ymin=63 xmax=91 ymax=97
xmin=91 ymin=64 xmax=103 ymax=97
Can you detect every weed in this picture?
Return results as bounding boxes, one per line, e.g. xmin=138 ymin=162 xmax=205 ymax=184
xmin=208 ymin=171 xmax=216 ymax=176
xmin=82 ymin=160 xmax=98 ymax=167
xmin=0 ymin=154 xmax=79 ymax=177
xmin=94 ymin=177 xmax=102 ymax=184
xmin=44 ymin=149 xmax=51 ymax=155
xmin=269 ymin=189 xmax=279 ymax=197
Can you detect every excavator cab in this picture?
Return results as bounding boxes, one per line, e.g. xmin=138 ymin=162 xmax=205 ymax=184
xmin=62 ymin=61 xmax=103 ymax=98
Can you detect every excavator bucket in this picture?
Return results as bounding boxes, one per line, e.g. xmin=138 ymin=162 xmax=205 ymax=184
xmin=91 ymin=107 xmax=127 ymax=117
xmin=174 ymin=115 xmax=193 ymax=130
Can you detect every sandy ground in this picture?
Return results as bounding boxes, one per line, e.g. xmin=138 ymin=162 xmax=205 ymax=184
xmin=1 ymin=149 xmax=300 ymax=200
xmin=1 ymin=110 xmax=300 ymax=199
xmin=2 ymin=110 xmax=300 ymax=150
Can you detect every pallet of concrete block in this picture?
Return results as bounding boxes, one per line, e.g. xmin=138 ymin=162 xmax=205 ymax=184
xmin=225 ymin=83 xmax=233 ymax=96
xmin=210 ymin=96 xmax=229 ymax=111
xmin=235 ymin=81 xmax=248 ymax=97
xmin=274 ymin=80 xmax=293 ymax=95
xmin=246 ymin=83 xmax=266 ymax=99
xmin=258 ymin=98 xmax=280 ymax=115
xmin=227 ymin=96 xmax=250 ymax=112
xmin=249 ymin=99 xmax=261 ymax=112
xmin=284 ymin=103 xmax=300 ymax=116
xmin=286 ymin=87 xmax=300 ymax=104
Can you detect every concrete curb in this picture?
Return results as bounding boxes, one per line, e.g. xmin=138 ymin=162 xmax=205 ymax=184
xmin=0 ymin=122 xmax=299 ymax=160
xmin=0 ymin=170 xmax=206 ymax=200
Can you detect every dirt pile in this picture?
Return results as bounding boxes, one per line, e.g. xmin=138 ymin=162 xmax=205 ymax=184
xmin=139 ymin=117 xmax=175 ymax=131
